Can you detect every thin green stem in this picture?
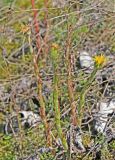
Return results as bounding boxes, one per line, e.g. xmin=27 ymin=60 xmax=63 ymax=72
xmin=78 ymin=68 xmax=97 ymax=125
xmin=51 ymin=46 xmax=68 ymax=150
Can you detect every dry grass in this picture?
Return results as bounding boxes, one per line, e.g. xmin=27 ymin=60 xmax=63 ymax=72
xmin=0 ymin=0 xmax=114 ymax=159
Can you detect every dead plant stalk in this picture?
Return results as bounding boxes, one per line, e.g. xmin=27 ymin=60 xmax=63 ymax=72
xmin=65 ymin=26 xmax=78 ymax=126
xmin=31 ymin=0 xmax=51 ymax=147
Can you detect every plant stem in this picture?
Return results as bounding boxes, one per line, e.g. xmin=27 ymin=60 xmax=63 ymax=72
xmin=78 ymin=68 xmax=97 ymax=125
xmin=31 ymin=0 xmax=40 ymax=50
xmin=51 ymin=47 xmax=68 ymax=150
xmin=65 ymin=25 xmax=78 ymax=126
xmin=53 ymin=70 xmax=68 ymax=150
xmin=30 ymin=0 xmax=52 ymax=147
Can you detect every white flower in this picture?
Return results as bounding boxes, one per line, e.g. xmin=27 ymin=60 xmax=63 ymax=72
xmin=19 ymin=111 xmax=41 ymax=127
xmin=79 ymin=51 xmax=94 ymax=72
xmin=95 ymin=100 xmax=115 ymax=133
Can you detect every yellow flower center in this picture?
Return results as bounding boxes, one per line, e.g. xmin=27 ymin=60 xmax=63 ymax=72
xmin=21 ymin=24 xmax=30 ymax=34
xmin=51 ymin=43 xmax=59 ymax=50
xmin=94 ymin=54 xmax=106 ymax=66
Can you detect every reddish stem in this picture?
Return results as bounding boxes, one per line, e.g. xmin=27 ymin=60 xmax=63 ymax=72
xmin=30 ymin=0 xmax=52 ymax=147
xmin=31 ymin=0 xmax=40 ymax=51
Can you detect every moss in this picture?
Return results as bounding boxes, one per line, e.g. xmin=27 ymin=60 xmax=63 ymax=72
xmin=0 ymin=135 xmax=16 ymax=160
xmin=1 ymin=38 xmax=20 ymax=55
